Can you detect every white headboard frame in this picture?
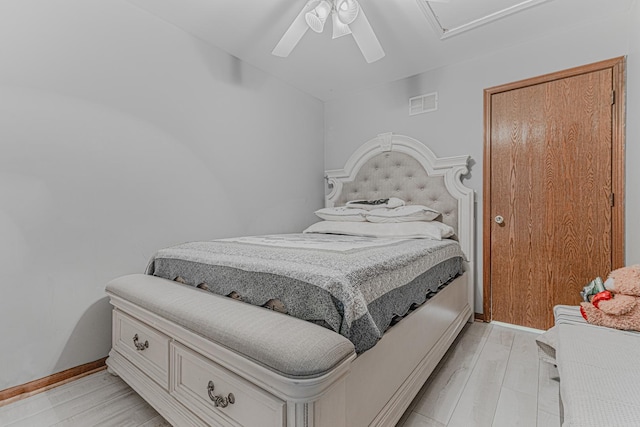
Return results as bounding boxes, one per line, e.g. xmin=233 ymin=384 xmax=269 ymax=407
xmin=325 ymin=133 xmax=475 ymax=310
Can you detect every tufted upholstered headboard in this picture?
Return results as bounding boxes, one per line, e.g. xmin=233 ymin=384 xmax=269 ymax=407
xmin=325 ymin=133 xmax=474 ymax=267
xmin=332 ymin=151 xmax=459 ymax=232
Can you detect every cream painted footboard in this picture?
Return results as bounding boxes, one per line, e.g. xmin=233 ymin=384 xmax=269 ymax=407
xmin=345 ymin=271 xmax=471 ymax=426
xmin=105 ymin=273 xmax=471 ymax=427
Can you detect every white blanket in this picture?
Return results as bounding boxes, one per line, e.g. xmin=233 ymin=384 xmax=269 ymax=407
xmin=549 ymin=319 xmax=640 ymax=426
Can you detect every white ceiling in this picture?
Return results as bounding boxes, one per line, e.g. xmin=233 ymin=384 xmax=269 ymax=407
xmin=127 ymin=0 xmax=634 ymax=101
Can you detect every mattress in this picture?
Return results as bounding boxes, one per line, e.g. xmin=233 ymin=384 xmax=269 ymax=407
xmin=146 ymin=233 xmax=464 ymax=353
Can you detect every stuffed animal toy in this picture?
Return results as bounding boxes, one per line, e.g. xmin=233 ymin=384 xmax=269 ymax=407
xmin=580 ymin=265 xmax=640 ymax=331
xmin=580 ymin=276 xmax=606 ymax=302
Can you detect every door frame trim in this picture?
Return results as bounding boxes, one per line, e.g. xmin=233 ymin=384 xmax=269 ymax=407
xmin=482 ymin=56 xmax=626 ymax=321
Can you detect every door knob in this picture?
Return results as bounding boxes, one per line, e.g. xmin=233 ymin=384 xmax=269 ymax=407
xmin=495 ymin=215 xmax=504 ymax=224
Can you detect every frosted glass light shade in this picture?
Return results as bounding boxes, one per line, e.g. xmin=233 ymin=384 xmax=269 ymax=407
xmin=332 ymin=12 xmax=352 ymax=38
xmin=336 ymin=0 xmax=359 ymax=25
xmin=305 ymin=0 xmax=332 ymax=33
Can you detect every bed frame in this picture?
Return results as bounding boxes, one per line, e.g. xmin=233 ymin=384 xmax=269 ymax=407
xmin=105 ymin=133 xmax=475 ymax=427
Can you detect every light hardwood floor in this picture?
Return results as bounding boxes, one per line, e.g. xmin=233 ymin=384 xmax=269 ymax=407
xmin=397 ymin=321 xmax=560 ymax=427
xmin=0 ymin=322 xmax=560 ymax=427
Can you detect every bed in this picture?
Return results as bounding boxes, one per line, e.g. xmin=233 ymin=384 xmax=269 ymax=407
xmin=105 ymin=132 xmax=475 ymax=427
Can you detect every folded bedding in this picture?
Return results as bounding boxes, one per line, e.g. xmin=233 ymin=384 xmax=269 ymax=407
xmin=550 ymin=322 xmax=640 ymax=426
xmin=146 ymin=233 xmax=464 ymax=353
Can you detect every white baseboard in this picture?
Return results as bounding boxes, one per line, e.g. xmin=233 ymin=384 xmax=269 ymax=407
xmin=490 ymin=320 xmax=545 ymax=334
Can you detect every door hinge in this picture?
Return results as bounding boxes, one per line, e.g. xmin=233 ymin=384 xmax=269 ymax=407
xmin=611 ymin=90 xmax=615 ymax=105
xmin=610 ymin=193 xmax=615 ymax=207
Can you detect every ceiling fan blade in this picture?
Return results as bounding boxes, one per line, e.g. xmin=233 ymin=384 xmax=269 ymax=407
xmin=272 ymin=0 xmax=319 ymax=57
xmin=349 ymin=5 xmax=385 ymax=63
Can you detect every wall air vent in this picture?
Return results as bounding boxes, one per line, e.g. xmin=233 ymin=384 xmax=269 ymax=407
xmin=409 ymin=92 xmax=438 ymax=116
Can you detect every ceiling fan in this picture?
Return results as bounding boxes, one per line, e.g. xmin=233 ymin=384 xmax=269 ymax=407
xmin=272 ymin=0 xmax=384 ymax=63
xmin=272 ymin=0 xmax=450 ymax=64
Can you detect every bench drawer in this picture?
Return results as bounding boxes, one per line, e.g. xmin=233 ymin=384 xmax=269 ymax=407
xmin=170 ymin=343 xmax=285 ymax=427
xmin=113 ymin=310 xmax=170 ymax=389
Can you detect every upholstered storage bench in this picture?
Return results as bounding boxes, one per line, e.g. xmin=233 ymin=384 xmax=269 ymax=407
xmin=537 ymin=305 xmax=640 ymax=426
xmin=106 ymin=270 xmax=471 ymax=427
xmin=106 ymin=274 xmax=357 ymax=427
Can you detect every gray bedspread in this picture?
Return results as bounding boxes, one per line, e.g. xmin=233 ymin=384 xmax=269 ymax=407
xmin=146 ymin=234 xmax=464 ymax=353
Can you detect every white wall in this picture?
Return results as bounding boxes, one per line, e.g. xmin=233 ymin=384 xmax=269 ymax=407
xmin=325 ymin=9 xmax=633 ymax=313
xmin=626 ymin=1 xmax=640 ymax=266
xmin=0 ymin=0 xmax=324 ymax=390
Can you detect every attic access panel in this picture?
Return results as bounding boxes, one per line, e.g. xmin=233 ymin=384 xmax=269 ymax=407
xmin=417 ymin=0 xmax=555 ymax=39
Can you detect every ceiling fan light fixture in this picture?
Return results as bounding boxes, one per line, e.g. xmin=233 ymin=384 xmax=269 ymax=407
xmin=332 ymin=11 xmax=352 ymax=39
xmin=336 ymin=0 xmax=359 ymax=25
xmin=274 ymin=0 xmax=384 ymax=63
xmin=305 ymin=0 xmax=332 ymax=33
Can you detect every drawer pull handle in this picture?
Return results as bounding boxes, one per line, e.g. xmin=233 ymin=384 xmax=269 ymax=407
xmin=207 ymin=381 xmax=235 ymax=408
xmin=132 ymin=334 xmax=149 ymax=351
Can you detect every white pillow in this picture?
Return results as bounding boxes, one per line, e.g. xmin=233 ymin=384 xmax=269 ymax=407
xmin=314 ymin=207 xmax=368 ymax=222
xmin=345 ymin=197 xmax=405 ymax=211
xmin=366 ymin=205 xmax=440 ymax=223
xmin=303 ymin=220 xmax=455 ymax=240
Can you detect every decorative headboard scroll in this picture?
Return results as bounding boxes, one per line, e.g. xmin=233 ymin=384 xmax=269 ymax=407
xmin=325 ymin=133 xmax=474 ymax=265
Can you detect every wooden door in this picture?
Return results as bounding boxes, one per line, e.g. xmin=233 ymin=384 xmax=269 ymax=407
xmin=484 ymin=58 xmax=625 ymax=330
